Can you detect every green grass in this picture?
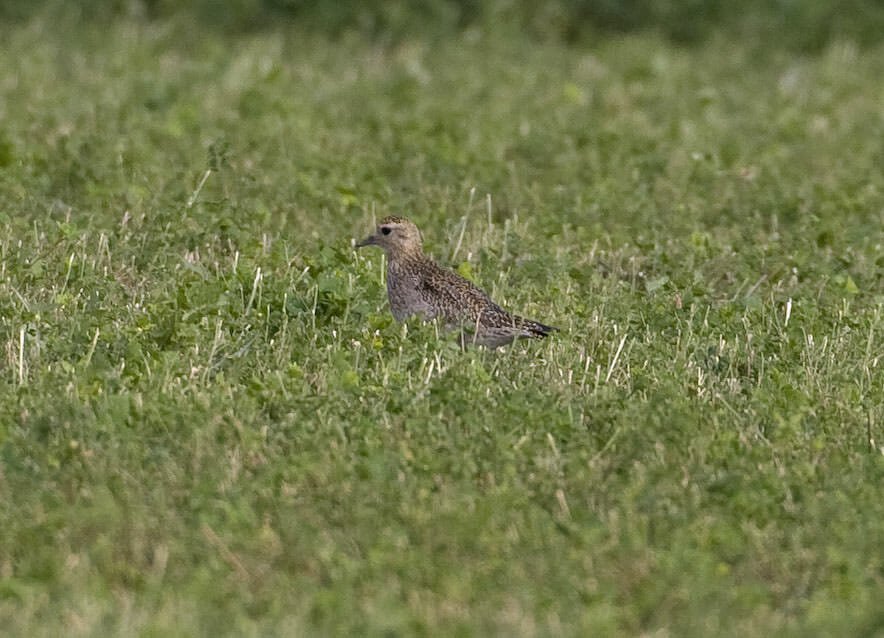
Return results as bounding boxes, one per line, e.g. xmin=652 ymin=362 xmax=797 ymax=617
xmin=1 ymin=11 xmax=883 ymax=637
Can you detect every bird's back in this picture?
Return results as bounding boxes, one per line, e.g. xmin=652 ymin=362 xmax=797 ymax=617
xmin=388 ymin=255 xmax=557 ymax=346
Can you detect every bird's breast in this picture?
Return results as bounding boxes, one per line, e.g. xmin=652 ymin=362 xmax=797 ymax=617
xmin=387 ymin=261 xmax=435 ymax=322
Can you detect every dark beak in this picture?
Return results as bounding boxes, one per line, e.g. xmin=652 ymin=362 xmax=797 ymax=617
xmin=356 ymin=234 xmax=377 ymax=248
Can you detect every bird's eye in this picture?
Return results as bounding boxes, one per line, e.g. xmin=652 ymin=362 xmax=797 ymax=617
xmin=381 ymin=227 xmax=391 ymax=235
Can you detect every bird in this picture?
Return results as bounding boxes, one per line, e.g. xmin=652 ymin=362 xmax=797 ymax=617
xmin=356 ymin=216 xmax=558 ymax=347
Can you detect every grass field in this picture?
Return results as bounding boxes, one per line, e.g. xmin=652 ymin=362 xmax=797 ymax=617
xmin=1 ymin=8 xmax=883 ymax=636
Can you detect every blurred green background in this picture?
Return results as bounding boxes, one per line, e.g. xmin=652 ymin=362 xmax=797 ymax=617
xmin=4 ymin=0 xmax=884 ymax=50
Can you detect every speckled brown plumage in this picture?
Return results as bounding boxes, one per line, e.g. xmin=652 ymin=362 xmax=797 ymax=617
xmin=357 ymin=216 xmax=558 ymax=347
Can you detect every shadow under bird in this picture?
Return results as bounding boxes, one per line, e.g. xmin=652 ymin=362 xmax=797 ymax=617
xmin=357 ymin=216 xmax=558 ymax=348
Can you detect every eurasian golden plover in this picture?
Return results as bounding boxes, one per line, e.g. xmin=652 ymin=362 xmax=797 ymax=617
xmin=357 ymin=216 xmax=558 ymax=347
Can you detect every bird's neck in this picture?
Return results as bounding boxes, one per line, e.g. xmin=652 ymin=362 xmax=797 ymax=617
xmin=387 ymin=248 xmax=425 ymax=267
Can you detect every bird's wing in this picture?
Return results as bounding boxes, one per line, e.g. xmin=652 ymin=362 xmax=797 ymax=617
xmin=417 ymin=264 xmax=512 ymax=328
xmin=417 ymin=260 xmax=559 ymax=344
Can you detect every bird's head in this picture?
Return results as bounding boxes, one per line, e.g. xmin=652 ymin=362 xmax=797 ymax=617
xmin=356 ymin=216 xmax=423 ymax=258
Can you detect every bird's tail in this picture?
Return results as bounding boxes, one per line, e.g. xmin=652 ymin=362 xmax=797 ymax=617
xmin=516 ymin=317 xmax=559 ymax=338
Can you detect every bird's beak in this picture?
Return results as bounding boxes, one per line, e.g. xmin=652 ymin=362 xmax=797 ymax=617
xmin=356 ymin=234 xmax=377 ymax=248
